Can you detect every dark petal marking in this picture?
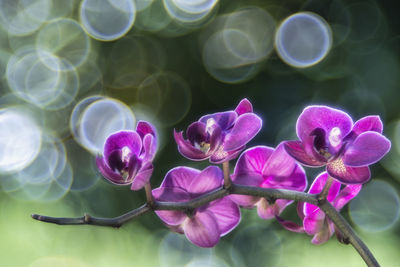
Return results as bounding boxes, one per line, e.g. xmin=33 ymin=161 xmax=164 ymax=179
xmin=174 ymin=130 xmax=210 ymax=161
xmin=127 ymin=154 xmax=141 ymax=181
xmin=107 ymin=150 xmax=124 ymax=172
xmin=187 ymin=121 xmax=208 ymax=145
xmin=96 ymin=156 xmax=128 ymax=185
xmin=310 ymin=128 xmax=326 ymax=152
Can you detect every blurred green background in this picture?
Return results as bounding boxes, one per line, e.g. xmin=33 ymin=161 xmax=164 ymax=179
xmin=0 ymin=0 xmax=399 ymax=266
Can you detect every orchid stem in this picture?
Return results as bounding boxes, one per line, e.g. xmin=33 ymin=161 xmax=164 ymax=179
xmin=318 ymin=176 xmax=334 ymax=202
xmin=320 ymin=201 xmax=380 ymax=267
xmin=32 ymin=183 xmax=379 ymax=267
xmin=222 ymin=161 xmax=232 ymax=189
xmin=144 ymin=183 xmax=154 ymax=207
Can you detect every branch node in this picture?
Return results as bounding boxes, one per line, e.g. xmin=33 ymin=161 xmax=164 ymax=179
xmin=267 ymin=197 xmax=276 ymax=205
xmin=84 ymin=213 xmax=91 ymax=223
xmin=185 ymin=208 xmax=195 ymax=218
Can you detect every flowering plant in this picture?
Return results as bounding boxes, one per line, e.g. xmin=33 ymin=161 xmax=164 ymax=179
xmin=96 ymin=121 xmax=157 ymax=190
xmin=33 ymin=100 xmax=391 ymax=266
xmin=174 ymin=98 xmax=262 ymax=163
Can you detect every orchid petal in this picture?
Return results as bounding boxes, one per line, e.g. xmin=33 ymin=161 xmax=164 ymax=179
xmin=303 ymin=208 xmax=325 ymax=235
xmin=263 ymin=143 xmax=296 ymax=178
xmin=333 ymin=184 xmax=362 ymax=210
xmin=209 ymin=125 xmax=222 ymax=152
xmin=161 ymin=166 xmax=201 ymax=191
xmin=304 ymin=172 xmax=341 ymax=216
xmin=311 ymin=220 xmax=333 ymax=245
xmin=235 ymin=98 xmax=253 ymax=115
xmin=234 ymin=146 xmax=274 ymax=175
xmin=174 ymin=130 xmax=210 ymax=161
xmin=284 ymin=141 xmax=326 ymax=167
xmin=327 ymin=159 xmax=371 ymax=184
xmin=257 ymin=198 xmax=292 ymax=219
xmin=186 ymin=121 xmax=207 ymax=145
xmin=96 ymin=156 xmax=128 ymax=184
xmin=130 ymin=163 xmax=153 ymax=191
xmin=223 ymin=113 xmax=262 ymax=151
xmin=351 ymin=116 xmax=383 ymax=135
xmin=230 ymin=173 xmax=263 ymax=207
xmin=256 ymin=198 xmax=277 ymax=219
xmin=127 ymin=153 xmax=141 ymax=179
xmin=188 ymin=166 xmax=222 ymax=195
xmin=275 ymin=215 xmax=305 ymax=233
xmin=107 ymin=150 xmax=124 ymax=171
xmin=207 ymin=197 xmax=240 ymax=236
xmin=262 ymin=165 xmax=307 ymax=191
xmin=136 ymin=121 xmax=156 ymax=138
xmin=209 ymin=146 xmax=244 ymax=164
xmin=296 ymin=105 xmax=353 ymax=144
xmin=104 ymin=131 xmax=142 ymax=161
xmin=183 ymin=211 xmax=220 ymax=248
xmin=142 ymin=134 xmax=156 ymax=162
xmin=199 ymin=111 xmax=237 ymax=131
xmin=153 ymin=187 xmax=190 ymax=225
xmin=343 ymin=131 xmax=391 ymax=167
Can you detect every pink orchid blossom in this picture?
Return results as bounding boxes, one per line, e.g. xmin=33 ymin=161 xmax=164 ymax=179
xmin=230 ymin=143 xmax=307 ymax=219
xmin=284 ymin=106 xmax=391 ymax=184
xmin=278 ymin=172 xmax=362 ymax=244
xmin=96 ymin=121 xmax=157 ymax=190
xmin=174 ymin=99 xmax=262 ymax=163
xmin=152 ymin=166 xmax=240 ymax=248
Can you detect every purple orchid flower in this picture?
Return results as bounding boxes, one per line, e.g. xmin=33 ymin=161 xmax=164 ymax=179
xmin=278 ymin=172 xmax=362 ymax=244
xmin=96 ymin=121 xmax=157 ymax=191
xmin=230 ymin=143 xmax=307 ymax=219
xmin=174 ymin=99 xmax=262 ymax=164
xmin=152 ymin=166 xmax=240 ymax=248
xmin=284 ymin=105 xmax=391 ymax=184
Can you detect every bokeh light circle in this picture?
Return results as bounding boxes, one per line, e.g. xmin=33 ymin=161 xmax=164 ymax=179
xmin=80 ymin=0 xmax=137 ymax=41
xmin=158 ymin=232 xmax=212 ymax=267
xmin=202 ymin=7 xmax=275 ymax=83
xmin=350 ymin=180 xmax=400 ymax=232
xmin=1 ymin=134 xmax=72 ymax=203
xmin=230 ymin=224 xmax=283 ymax=266
xmin=36 ymin=18 xmax=90 ymax=70
xmin=70 ymin=96 xmax=136 ymax=154
xmin=0 ymin=0 xmax=51 ymax=36
xmin=0 ymin=108 xmax=42 ymax=173
xmin=163 ymin=0 xmax=218 ymax=24
xmin=6 ymin=48 xmax=80 ymax=110
xmin=7 ymin=50 xmax=61 ymax=107
xmin=137 ymin=72 xmax=191 ymax=126
xmin=275 ymin=12 xmax=332 ymax=68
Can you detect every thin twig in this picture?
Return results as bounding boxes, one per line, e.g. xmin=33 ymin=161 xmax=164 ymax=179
xmin=222 ymin=161 xmax=232 ymax=189
xmin=31 ymin=204 xmax=151 ymax=228
xmin=31 ymin=183 xmax=379 ymax=266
